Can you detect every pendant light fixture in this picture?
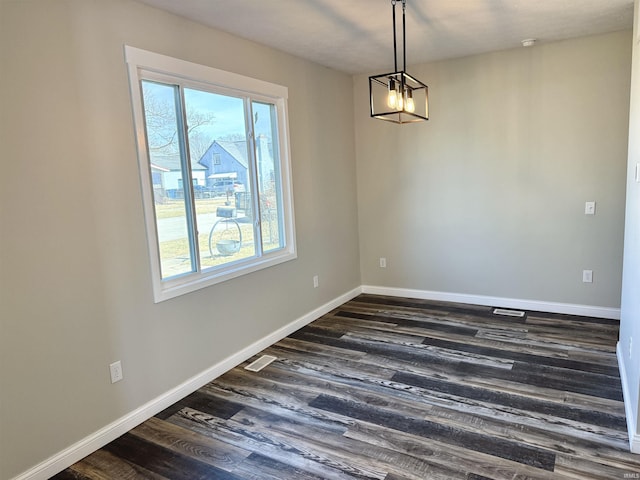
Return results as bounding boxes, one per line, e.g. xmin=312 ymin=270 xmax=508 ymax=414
xmin=369 ymin=0 xmax=429 ymax=124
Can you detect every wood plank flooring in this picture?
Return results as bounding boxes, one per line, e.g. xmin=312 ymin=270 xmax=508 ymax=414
xmin=53 ymin=294 xmax=639 ymax=479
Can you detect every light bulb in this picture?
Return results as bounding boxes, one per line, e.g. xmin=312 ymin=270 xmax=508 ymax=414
xmin=387 ymin=90 xmax=398 ymax=109
xmin=397 ymin=90 xmax=403 ymax=110
xmin=387 ymin=79 xmax=397 ymax=108
xmin=405 ymin=88 xmax=415 ymax=112
xmin=406 ymin=97 xmax=415 ymax=113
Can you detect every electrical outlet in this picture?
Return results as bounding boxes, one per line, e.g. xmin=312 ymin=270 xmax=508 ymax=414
xmin=582 ymin=270 xmax=593 ymax=283
xmin=585 ymin=201 xmax=596 ymax=215
xmin=313 ymin=275 xmax=319 ymax=288
xmin=379 ymin=257 xmax=387 ymax=268
xmin=109 ymin=361 xmax=123 ymax=384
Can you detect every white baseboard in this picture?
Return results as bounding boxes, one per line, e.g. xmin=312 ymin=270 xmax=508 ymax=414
xmin=12 ymin=286 xmax=362 ymax=480
xmin=617 ymin=341 xmax=640 ymax=453
xmin=361 ymin=285 xmax=621 ymax=320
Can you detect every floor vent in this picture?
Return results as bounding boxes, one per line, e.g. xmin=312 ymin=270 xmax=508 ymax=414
xmin=493 ymin=308 xmax=526 ymax=318
xmin=245 ymin=355 xmax=277 ymax=372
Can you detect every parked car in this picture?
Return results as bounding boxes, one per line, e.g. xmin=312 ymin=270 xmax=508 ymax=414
xmin=192 ymin=184 xmax=210 ymax=199
xmin=211 ymin=180 xmax=245 ymax=197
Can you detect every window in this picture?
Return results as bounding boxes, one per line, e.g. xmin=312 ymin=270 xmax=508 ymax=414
xmin=125 ymin=46 xmax=296 ymax=302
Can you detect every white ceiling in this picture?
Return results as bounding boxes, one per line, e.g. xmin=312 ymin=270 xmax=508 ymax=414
xmin=136 ymin=0 xmax=634 ymax=74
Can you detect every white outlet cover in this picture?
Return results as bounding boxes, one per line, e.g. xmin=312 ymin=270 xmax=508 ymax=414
xmin=109 ymin=361 xmax=123 ymax=383
xmin=585 ymin=201 xmax=596 ymax=215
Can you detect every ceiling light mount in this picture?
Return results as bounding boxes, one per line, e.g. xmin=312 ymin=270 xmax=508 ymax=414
xmin=369 ymin=0 xmax=429 ymax=124
xmin=521 ymin=38 xmax=537 ymax=47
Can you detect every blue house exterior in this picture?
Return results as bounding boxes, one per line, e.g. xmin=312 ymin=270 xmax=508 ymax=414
xmin=150 ymin=139 xmax=273 ymax=200
xmin=198 ymin=140 xmax=249 ymax=189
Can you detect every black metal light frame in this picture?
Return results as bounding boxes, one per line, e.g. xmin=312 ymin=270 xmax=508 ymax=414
xmin=369 ymin=0 xmax=429 ymax=124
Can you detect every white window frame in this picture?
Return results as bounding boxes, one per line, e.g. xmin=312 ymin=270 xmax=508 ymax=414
xmin=125 ymin=46 xmax=297 ymax=302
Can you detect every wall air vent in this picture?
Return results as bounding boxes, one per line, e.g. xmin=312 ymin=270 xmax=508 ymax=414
xmin=493 ymin=308 xmax=526 ymax=318
xmin=245 ymin=355 xmax=277 ymax=372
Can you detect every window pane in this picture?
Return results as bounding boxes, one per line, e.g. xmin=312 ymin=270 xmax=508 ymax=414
xmin=183 ymin=88 xmax=256 ymax=269
xmin=141 ymin=80 xmax=194 ymax=279
xmin=253 ymin=101 xmax=285 ymax=252
xmin=127 ymin=47 xmax=297 ymax=301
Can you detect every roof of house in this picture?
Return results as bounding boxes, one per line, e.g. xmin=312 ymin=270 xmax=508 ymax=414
xmin=216 ymin=140 xmax=248 ymax=168
xmin=150 ymin=153 xmax=207 ymax=172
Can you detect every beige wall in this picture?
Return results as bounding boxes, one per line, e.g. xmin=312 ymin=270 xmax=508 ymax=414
xmin=0 ymin=1 xmax=360 ymax=478
xmin=355 ymin=30 xmax=631 ymax=308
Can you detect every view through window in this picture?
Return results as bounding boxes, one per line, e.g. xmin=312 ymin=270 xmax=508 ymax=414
xmin=126 ymin=47 xmax=295 ymax=301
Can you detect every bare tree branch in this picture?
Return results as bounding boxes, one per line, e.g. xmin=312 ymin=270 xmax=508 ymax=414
xmin=141 ymin=86 xmax=215 ymax=157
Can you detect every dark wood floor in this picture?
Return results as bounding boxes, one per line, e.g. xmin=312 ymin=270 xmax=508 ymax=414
xmin=54 ymin=294 xmax=639 ymax=479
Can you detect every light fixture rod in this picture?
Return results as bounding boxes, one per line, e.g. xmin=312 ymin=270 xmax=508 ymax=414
xmin=402 ymin=0 xmax=406 ymax=71
xmin=391 ymin=0 xmax=408 ymax=72
xmin=392 ymin=0 xmax=398 ymax=72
